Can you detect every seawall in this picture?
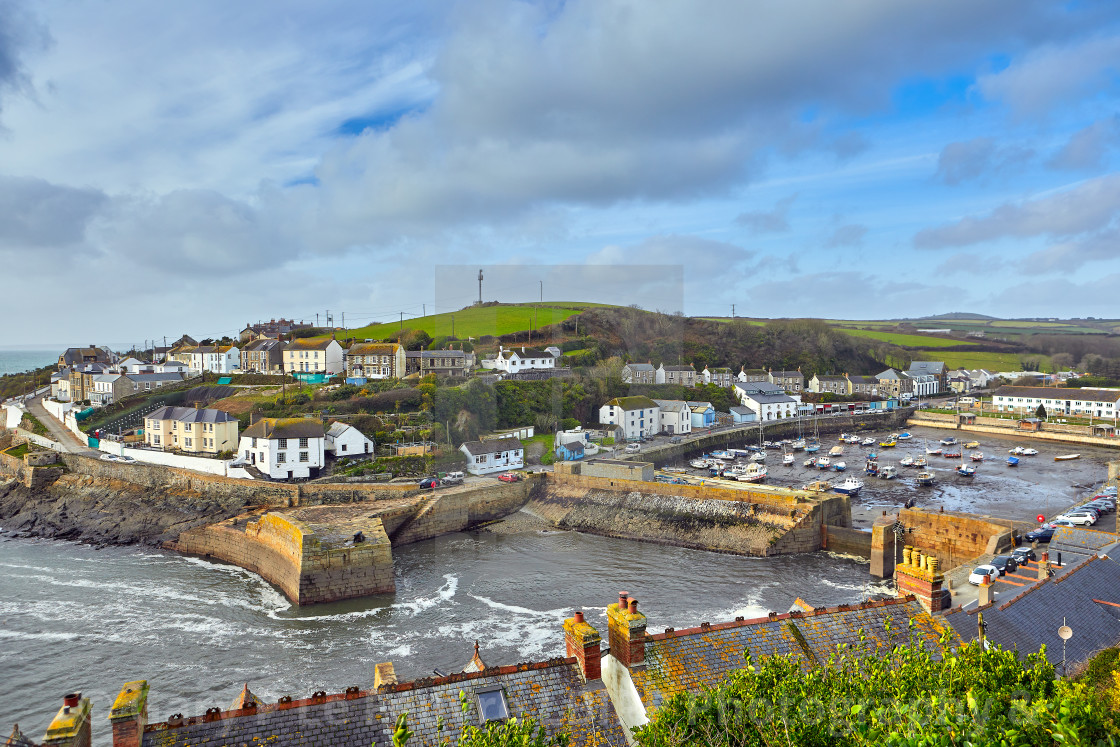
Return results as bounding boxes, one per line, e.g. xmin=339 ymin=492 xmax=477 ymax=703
xmin=907 ymin=413 xmax=1120 ymax=450
xmin=525 ymin=472 xmax=851 ymax=557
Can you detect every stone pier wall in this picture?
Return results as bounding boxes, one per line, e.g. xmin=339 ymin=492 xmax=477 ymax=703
xmin=822 ymin=525 xmax=873 ymax=559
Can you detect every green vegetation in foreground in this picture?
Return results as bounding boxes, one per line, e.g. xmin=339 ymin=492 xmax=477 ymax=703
xmin=634 ymin=635 xmax=1119 ymax=746
xmin=19 ymin=412 xmax=49 ymax=437
xmin=837 ymin=328 xmax=977 ymax=348
xmin=4 ymin=443 xmax=30 ymax=459
xmin=333 ymin=302 xmax=612 ymax=342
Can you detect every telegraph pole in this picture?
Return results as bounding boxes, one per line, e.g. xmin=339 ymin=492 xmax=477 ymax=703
xmin=478 ymin=269 xmax=483 ymax=305
xmin=731 ymin=304 xmax=735 ymax=318
xmin=539 ymin=280 xmax=543 ymax=303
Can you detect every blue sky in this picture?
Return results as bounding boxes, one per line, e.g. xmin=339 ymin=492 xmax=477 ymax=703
xmin=0 ymin=0 xmax=1119 ymax=344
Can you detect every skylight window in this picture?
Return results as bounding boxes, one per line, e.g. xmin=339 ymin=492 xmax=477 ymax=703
xmin=475 ymin=686 xmax=510 ymax=723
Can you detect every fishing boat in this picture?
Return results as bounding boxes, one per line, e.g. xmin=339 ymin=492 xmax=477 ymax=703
xmin=916 ymin=471 xmax=935 ymax=486
xmin=970 ymin=452 xmax=985 ymax=462
xmin=1009 ymin=446 xmax=1026 ymax=455
xmin=829 ymin=445 xmax=844 ymax=456
xmin=865 ymin=458 xmax=880 ymax=476
xmin=956 ymin=463 xmax=976 ymax=477
xmin=710 ymin=449 xmax=733 ymax=460
xmin=728 ymin=448 xmax=752 ymax=458
xmin=690 ymin=458 xmax=711 ymax=469
xmin=803 ymin=457 xmax=816 ymax=468
xmin=737 ymin=463 xmax=767 ymax=482
xmin=832 ymin=476 xmax=864 ymax=496
xmin=900 ymin=455 xmax=915 ymax=467
xmin=816 ymin=456 xmax=831 ymax=470
xmin=792 ymin=438 xmax=806 ymax=451
xmin=879 ymin=439 xmax=897 ymax=448
xmin=805 ymin=442 xmax=821 ymax=453
xmin=1055 ymin=454 xmax=1081 ymax=461
xmin=1021 ymin=448 xmax=1038 ymax=456
xmin=889 ymin=433 xmax=900 ymax=441
xmin=1007 ymin=455 xmax=1020 ymax=467
xmin=878 ymin=465 xmax=898 ymax=480
xmin=897 ymin=432 xmax=913 ymax=441
xmin=925 ymin=445 xmax=942 ymax=456
xmin=964 ymin=441 xmax=980 ymax=449
xmin=750 ymin=451 xmax=767 ymax=463
xmin=913 ymin=456 xmax=927 ymax=468
xmin=944 ymin=448 xmax=962 ymax=459
xmin=832 ymin=461 xmax=846 ymax=472
xmin=782 ymin=453 xmax=795 ymax=466
xmin=940 ymin=437 xmax=958 ymax=446
xmin=846 ymin=434 xmax=862 ymax=444
xmin=861 ymin=437 xmax=876 ymax=447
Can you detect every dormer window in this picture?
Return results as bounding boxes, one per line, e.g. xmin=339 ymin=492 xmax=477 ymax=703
xmin=475 ymin=686 xmax=510 ymax=723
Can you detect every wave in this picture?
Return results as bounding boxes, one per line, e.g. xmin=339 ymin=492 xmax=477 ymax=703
xmin=468 ymin=595 xmax=569 ymax=619
xmin=0 ymin=629 xmax=80 ymax=642
xmin=272 ymin=574 xmax=459 ymax=623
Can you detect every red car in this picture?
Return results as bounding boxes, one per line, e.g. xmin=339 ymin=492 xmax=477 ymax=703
xmin=497 ymin=472 xmax=521 ymax=482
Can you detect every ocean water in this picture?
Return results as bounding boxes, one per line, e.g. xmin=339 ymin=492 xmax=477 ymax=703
xmin=0 ymin=350 xmax=59 ymax=377
xmin=0 ymin=526 xmax=881 ymax=737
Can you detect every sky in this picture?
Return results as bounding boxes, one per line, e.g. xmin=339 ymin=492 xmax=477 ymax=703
xmin=1 ymin=0 xmax=1120 ymax=346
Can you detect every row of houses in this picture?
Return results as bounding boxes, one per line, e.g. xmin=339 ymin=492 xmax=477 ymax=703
xmin=52 ymin=357 xmax=189 ymax=405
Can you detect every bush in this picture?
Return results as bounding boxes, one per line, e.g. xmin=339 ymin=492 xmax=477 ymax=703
xmin=560 ymin=417 xmax=580 ymax=430
xmin=540 ymin=451 xmax=556 ymax=465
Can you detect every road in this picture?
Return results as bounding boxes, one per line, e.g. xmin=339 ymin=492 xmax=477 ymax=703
xmin=27 ymin=396 xmax=98 ymax=456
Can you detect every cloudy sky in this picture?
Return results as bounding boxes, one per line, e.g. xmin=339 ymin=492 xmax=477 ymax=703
xmin=2 ymin=0 xmax=1119 ymax=345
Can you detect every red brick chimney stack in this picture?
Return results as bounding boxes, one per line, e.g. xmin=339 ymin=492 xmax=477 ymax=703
xmin=42 ymin=693 xmax=92 ymax=747
xmin=109 ymin=681 xmax=148 ymax=747
xmin=607 ymin=592 xmax=647 ymax=667
xmin=563 ymin=611 xmax=602 ymax=682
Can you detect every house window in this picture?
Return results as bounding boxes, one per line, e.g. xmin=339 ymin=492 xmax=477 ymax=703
xmin=475 ymin=686 xmax=510 ymax=723
xmin=278 ymin=453 xmax=286 ymax=463
xmin=251 ymin=437 xmax=257 ymax=448
xmin=185 ymin=438 xmax=192 ymax=447
xmin=153 ymin=435 xmax=160 ymax=445
xmin=299 ymin=452 xmax=309 ymax=462
xmin=341 ymin=444 xmax=347 ymax=452
xmin=299 ymin=437 xmax=309 ymax=448
xmin=278 ymin=438 xmax=288 ymax=449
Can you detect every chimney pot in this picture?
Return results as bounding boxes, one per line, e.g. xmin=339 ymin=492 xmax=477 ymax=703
xmin=619 ymin=591 xmax=629 ymax=609
xmin=574 ymin=611 xmax=584 ymax=624
xmin=63 ymin=693 xmax=80 ymax=708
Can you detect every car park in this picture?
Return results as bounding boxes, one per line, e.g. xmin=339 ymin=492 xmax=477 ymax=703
xmin=990 ymin=556 xmax=1018 ymax=575
xmin=1024 ymin=526 xmax=1055 ymax=543
xmin=1011 ymin=547 xmax=1036 ymax=564
xmin=968 ymin=564 xmax=1001 ymax=585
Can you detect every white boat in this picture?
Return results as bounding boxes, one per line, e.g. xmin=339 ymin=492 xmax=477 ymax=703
xmin=861 ymin=438 xmax=876 ymax=446
xmin=1009 ymin=446 xmax=1026 ymax=455
xmin=803 ymin=457 xmax=816 ymax=468
xmin=897 ymin=432 xmax=913 ymax=441
xmin=792 ymin=439 xmax=806 ymax=451
xmin=845 ymin=435 xmax=862 ymax=444
xmin=878 ymin=465 xmax=897 ymax=480
xmin=940 ymin=437 xmax=958 ymax=446
xmin=900 ymin=456 xmax=915 ymax=467
xmin=805 ymin=442 xmax=821 ymax=453
xmin=750 ymin=451 xmax=766 ymax=463
xmin=736 ymin=463 xmax=767 ymax=482
xmin=916 ymin=471 xmax=935 ymax=486
xmin=816 ymin=456 xmax=831 ymax=470
xmin=1022 ymin=448 xmax=1038 ymax=456
xmin=832 ymin=476 xmax=864 ymax=496
xmin=956 ymin=464 xmax=976 ymax=477
xmin=970 ymin=452 xmax=985 ymax=462
xmin=782 ymin=453 xmax=794 ymax=466
xmin=1055 ymin=454 xmax=1081 ymax=461
xmin=690 ymin=458 xmax=708 ymax=469
xmin=926 ymin=446 xmax=942 ymax=456
xmin=832 ymin=461 xmax=847 ymax=472
xmin=710 ymin=449 xmax=733 ymax=459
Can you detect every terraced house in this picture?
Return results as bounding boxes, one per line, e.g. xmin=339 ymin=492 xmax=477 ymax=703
xmin=992 ymin=386 xmax=1120 ymax=419
xmin=599 ymin=396 xmax=660 ymax=440
xmin=808 ymin=374 xmax=848 ymax=395
xmin=621 ymin=362 xmax=656 ymax=384
xmin=655 ymin=362 xmax=696 ymax=386
xmin=239 ymin=338 xmax=285 ymax=373
xmin=238 ymin=417 xmax=326 ymax=479
xmin=768 ymin=367 xmax=804 ymax=392
xmin=144 ymin=406 xmax=239 ymax=455
xmin=285 ymin=338 xmax=344 ymax=376
xmin=345 ymin=342 xmax=406 ymax=381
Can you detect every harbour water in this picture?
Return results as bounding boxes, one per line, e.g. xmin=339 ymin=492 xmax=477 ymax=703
xmin=0 ymin=523 xmax=880 ymax=735
xmin=0 ymin=350 xmax=59 ymax=378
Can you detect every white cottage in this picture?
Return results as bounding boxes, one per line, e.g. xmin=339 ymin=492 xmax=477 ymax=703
xmin=238 ymin=417 xmax=326 ymax=480
xmin=324 ymin=421 xmax=375 ymax=457
xmin=599 ymin=396 xmax=660 ymax=441
xmin=460 ymin=437 xmax=524 ymax=475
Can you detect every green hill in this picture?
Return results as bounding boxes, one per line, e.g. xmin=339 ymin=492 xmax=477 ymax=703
xmin=337 ymin=302 xmax=612 ymax=341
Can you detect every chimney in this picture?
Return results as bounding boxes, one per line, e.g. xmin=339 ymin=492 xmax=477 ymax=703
xmin=43 ymin=693 xmax=92 ymax=747
xmin=978 ymin=573 xmax=993 ymax=606
xmin=607 ymin=592 xmax=647 ymax=667
xmin=1038 ymin=551 xmax=1050 ymax=581
xmin=894 ymin=545 xmax=944 ymax=614
xmin=109 ymin=680 xmax=148 ymax=747
xmin=374 ymin=662 xmax=397 ymax=691
xmin=563 ymin=611 xmax=602 ymax=682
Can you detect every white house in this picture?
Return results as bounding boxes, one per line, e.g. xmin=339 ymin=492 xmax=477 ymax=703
xmin=460 ymin=437 xmax=524 ymax=475
xmin=736 ymin=390 xmax=798 ymax=421
xmin=204 ymin=346 xmax=240 ymax=374
xmin=285 ymin=338 xmax=345 ymax=376
xmin=324 ymin=421 xmax=375 ymax=457
xmin=991 ymin=386 xmax=1120 ymax=419
xmin=652 ymin=399 xmax=693 ymax=436
xmin=238 ymin=417 xmax=326 ymax=479
xmin=906 ymin=372 xmax=939 ymax=398
xmin=493 ymin=346 xmax=556 ymax=374
xmin=964 ymin=368 xmax=996 ymax=388
xmin=599 ymin=396 xmax=660 ymax=441
xmin=117 ymin=357 xmax=145 ymax=373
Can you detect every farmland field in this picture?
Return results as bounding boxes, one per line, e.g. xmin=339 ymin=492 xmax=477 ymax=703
xmin=836 ymin=328 xmax=977 ymax=348
xmin=926 ymin=351 xmax=1031 ymax=371
xmin=334 ymin=302 xmax=609 ymax=341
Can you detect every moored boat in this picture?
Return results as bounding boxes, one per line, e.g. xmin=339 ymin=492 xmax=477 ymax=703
xmin=690 ymin=458 xmax=711 ymax=469
xmin=833 ymin=476 xmax=864 ymax=496
xmin=897 ymin=432 xmax=913 ymax=441
xmin=782 ymin=453 xmax=795 ymax=466
xmin=792 ymin=439 xmax=806 ymax=451
xmin=956 ymin=464 xmax=976 ymax=477
xmin=1007 ymin=455 xmax=1020 ymax=467
xmin=803 ymin=457 xmax=816 ymax=468
xmin=1055 ymin=454 xmax=1081 ymax=461
xmin=900 ymin=455 xmax=915 ymax=467
xmin=964 ymin=441 xmax=980 ymax=449
xmin=1021 ymin=448 xmax=1038 ymax=456
xmin=916 ymin=470 xmax=935 ymax=486
xmin=750 ymin=451 xmax=766 ymax=462
xmin=829 ymin=445 xmax=844 ymax=456
xmin=816 ymin=456 xmax=831 ymax=470
xmin=861 ymin=438 xmax=875 ymax=446
xmin=913 ymin=456 xmax=928 ymax=468
xmin=805 ymin=442 xmax=821 ymax=453
xmin=878 ymin=465 xmax=898 ymax=480
xmin=940 ymin=437 xmax=958 ymax=446
xmin=970 ymin=452 xmax=985 ymax=462
xmin=737 ymin=463 xmax=767 ymax=482
xmin=832 ymin=461 xmax=847 ymax=472
xmin=944 ymin=449 xmax=962 ymax=459
xmin=879 ymin=439 xmax=897 ymax=448
xmin=926 ymin=446 xmax=942 ymax=456
xmin=1009 ymin=446 xmax=1026 ymax=455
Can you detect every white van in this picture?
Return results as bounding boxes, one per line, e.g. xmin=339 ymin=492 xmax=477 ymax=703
xmin=959 ymin=396 xmax=976 ymax=406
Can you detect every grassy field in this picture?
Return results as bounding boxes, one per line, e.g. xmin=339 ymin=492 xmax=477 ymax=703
xmin=836 ymin=328 xmax=977 ymax=348
xmin=927 ymin=351 xmax=1029 ymax=370
xmin=336 ymin=302 xmax=610 ymax=341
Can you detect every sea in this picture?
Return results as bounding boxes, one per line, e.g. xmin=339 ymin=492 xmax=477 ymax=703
xmin=0 ymin=526 xmax=881 ymax=736
xmin=0 ymin=349 xmax=60 ymax=377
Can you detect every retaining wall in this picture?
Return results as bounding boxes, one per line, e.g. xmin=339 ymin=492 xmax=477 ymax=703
xmin=897 ymin=508 xmax=1012 ymax=572
xmin=908 ymin=415 xmax=1120 ymax=449
xmin=822 ymin=525 xmax=873 ymax=559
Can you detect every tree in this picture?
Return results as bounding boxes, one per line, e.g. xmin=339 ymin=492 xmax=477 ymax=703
xmin=1036 ymin=403 xmax=1047 ymax=420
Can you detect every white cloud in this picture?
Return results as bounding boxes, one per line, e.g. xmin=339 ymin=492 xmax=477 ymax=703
xmin=1047 ymin=117 xmax=1120 ymax=171
xmin=914 ymin=173 xmax=1120 ymax=248
xmin=934 ymin=137 xmax=1033 ymax=185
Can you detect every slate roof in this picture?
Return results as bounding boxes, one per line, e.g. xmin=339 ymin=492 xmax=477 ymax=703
xmin=141 ymin=659 xmax=625 ymax=747
xmin=126 ymin=373 xmax=183 ymax=383
xmin=770 ymin=370 xmax=802 ymax=378
xmin=730 ymin=406 xmax=756 ymax=415
xmin=1049 ymin=526 xmax=1120 ymax=555
xmin=241 ymin=417 xmax=325 ymax=440
xmin=147 ymin=406 xmax=237 ymax=424
xmin=876 ymin=368 xmax=903 ymax=380
xmin=630 ymin=598 xmax=951 ymax=715
xmin=661 ymin=364 xmax=695 ymax=372
xmin=992 ymin=386 xmax=1120 ymax=403
xmin=603 ymin=396 xmax=659 ymax=411
xmin=560 ymin=440 xmax=585 ymax=455
xmin=502 ymin=348 xmax=551 ymax=359
xmin=908 ymin=361 xmax=946 ymax=374
xmin=945 ymin=554 xmax=1120 ymax=670
xmin=734 ymin=382 xmax=784 ymax=395
xmin=461 ymin=436 xmax=523 ymax=456
xmin=739 ymin=392 xmax=796 ymax=404
xmin=288 ymin=338 xmax=340 ymax=352
xmin=242 ymin=338 xmax=285 ymax=352
xmin=347 ymin=343 xmax=401 ymax=356
xmin=652 ymin=399 xmax=690 ymax=411
xmin=624 ymin=363 xmax=655 ymax=372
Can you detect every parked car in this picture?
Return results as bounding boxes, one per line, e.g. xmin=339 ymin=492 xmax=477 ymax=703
xmin=1011 ymin=547 xmax=1036 ymax=564
xmin=669 ymin=436 xmax=682 ymax=444
xmin=440 ymin=474 xmax=464 ymax=486
xmin=990 ymin=556 xmax=1018 ymax=575
xmin=1058 ymin=512 xmax=1097 ymax=526
xmin=418 ymin=477 xmax=439 ymax=489
xmin=1024 ymin=527 xmax=1055 ymax=543
xmin=1050 ymin=518 xmax=1079 ymax=528
xmin=624 ymin=443 xmax=641 ymax=453
xmin=968 ymin=564 xmax=1001 ymax=585
xmin=99 ymin=453 xmax=118 ymax=462
xmin=1085 ymin=500 xmax=1115 ymax=513
xmin=116 ymin=455 xmax=136 ymax=463
xmin=497 ymin=472 xmax=522 ymax=483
